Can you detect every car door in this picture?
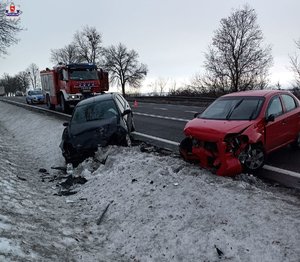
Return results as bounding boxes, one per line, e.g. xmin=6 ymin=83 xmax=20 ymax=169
xmin=280 ymin=94 xmax=300 ymax=142
xmin=264 ymin=95 xmax=288 ymax=152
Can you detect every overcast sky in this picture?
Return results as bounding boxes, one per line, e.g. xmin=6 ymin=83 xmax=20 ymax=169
xmin=0 ymin=0 xmax=299 ymax=92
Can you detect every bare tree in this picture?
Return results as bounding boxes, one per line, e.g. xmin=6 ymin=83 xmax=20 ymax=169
xmin=15 ymin=71 xmax=30 ymax=93
xmin=0 ymin=5 xmax=23 ymax=55
xmin=50 ymin=44 xmax=82 ymax=64
xmin=73 ymin=25 xmax=102 ymax=64
xmin=0 ymin=73 xmax=19 ymax=95
xmin=204 ymin=5 xmax=273 ymax=92
xmin=27 ymin=63 xmax=40 ymax=89
xmin=289 ymin=39 xmax=300 ymax=88
xmin=102 ymin=43 xmax=148 ymax=96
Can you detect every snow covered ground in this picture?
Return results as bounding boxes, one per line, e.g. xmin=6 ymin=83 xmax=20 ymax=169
xmin=0 ymin=101 xmax=300 ymax=262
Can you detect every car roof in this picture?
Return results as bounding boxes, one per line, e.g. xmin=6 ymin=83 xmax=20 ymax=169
xmin=76 ymin=92 xmax=121 ymax=106
xmin=222 ymin=89 xmax=292 ymax=98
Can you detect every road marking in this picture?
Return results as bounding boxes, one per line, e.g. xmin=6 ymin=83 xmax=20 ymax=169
xmin=263 ymin=165 xmax=300 ymax=179
xmin=154 ymin=107 xmax=168 ymax=111
xmin=134 ymin=112 xmax=189 ymax=122
xmin=185 ymin=110 xmax=198 ymax=114
xmin=132 ymin=131 xmax=180 ymax=146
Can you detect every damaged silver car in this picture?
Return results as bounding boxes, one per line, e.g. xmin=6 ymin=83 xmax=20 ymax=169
xmin=60 ymin=93 xmax=135 ymax=165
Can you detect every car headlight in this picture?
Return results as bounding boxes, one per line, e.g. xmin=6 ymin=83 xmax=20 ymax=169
xmin=224 ymin=134 xmax=248 ymax=153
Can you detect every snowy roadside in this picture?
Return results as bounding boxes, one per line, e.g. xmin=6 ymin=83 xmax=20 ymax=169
xmin=0 ymin=101 xmax=300 ymax=262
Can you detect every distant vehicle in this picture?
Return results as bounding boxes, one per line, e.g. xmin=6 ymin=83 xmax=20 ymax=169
xmin=0 ymin=86 xmax=5 ymax=96
xmin=26 ymin=89 xmax=45 ymax=104
xmin=180 ymin=90 xmax=300 ymax=176
xmin=40 ymin=63 xmax=109 ymax=113
xmin=60 ymin=93 xmax=135 ymax=166
xmin=15 ymin=91 xmax=24 ymax=96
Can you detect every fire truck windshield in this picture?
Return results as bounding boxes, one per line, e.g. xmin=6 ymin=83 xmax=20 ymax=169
xmin=69 ymin=70 xmax=98 ymax=80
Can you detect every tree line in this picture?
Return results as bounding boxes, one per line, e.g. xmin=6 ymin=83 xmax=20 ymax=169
xmin=1 ymin=4 xmax=300 ymax=96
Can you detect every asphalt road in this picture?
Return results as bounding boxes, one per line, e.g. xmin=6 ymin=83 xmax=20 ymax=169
xmin=4 ymin=96 xmax=300 ymax=188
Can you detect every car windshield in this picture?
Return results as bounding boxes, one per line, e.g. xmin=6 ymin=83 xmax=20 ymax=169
xmin=69 ymin=70 xmax=98 ymax=80
xmin=31 ymin=90 xmax=43 ymax=95
xmin=200 ymin=96 xmax=264 ymax=120
xmin=71 ymin=99 xmax=119 ymax=124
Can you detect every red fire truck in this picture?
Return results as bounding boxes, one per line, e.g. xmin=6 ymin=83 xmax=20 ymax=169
xmin=40 ymin=63 xmax=109 ymax=112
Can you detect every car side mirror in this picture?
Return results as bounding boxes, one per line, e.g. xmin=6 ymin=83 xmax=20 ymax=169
xmin=266 ymin=114 xmax=275 ymax=122
xmin=194 ymin=113 xmax=200 ymax=118
xmin=122 ymin=109 xmax=131 ymax=117
xmin=63 ymin=122 xmax=69 ymax=127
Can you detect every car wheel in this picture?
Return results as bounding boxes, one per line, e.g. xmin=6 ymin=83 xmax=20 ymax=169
xmin=179 ymin=137 xmax=199 ymax=163
xmin=238 ymin=144 xmax=265 ymax=173
xmin=26 ymin=99 xmax=29 ymax=104
xmin=46 ymin=95 xmax=55 ymax=110
xmin=291 ymin=132 xmax=300 ymax=149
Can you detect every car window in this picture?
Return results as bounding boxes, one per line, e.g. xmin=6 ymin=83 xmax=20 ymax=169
xmin=281 ymin=94 xmax=297 ymax=112
xmin=267 ymin=96 xmax=283 ymax=117
xmin=72 ymin=99 xmax=119 ymax=124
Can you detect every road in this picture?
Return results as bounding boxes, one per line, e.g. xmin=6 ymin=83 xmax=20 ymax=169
xmin=4 ymin=96 xmax=300 ymax=188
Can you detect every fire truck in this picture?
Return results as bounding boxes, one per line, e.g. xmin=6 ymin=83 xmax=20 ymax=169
xmin=40 ymin=63 xmax=109 ymax=112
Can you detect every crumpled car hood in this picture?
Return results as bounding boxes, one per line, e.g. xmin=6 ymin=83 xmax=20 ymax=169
xmin=184 ymin=118 xmax=252 ymax=141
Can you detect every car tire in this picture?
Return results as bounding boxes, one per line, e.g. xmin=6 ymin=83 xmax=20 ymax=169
xmin=46 ymin=95 xmax=55 ymax=110
xmin=26 ymin=99 xmax=29 ymax=104
xmin=179 ymin=137 xmax=199 ymax=163
xmin=238 ymin=144 xmax=265 ymax=173
xmin=291 ymin=132 xmax=300 ymax=149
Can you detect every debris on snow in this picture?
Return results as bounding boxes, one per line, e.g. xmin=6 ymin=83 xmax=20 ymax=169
xmin=96 ymin=201 xmax=113 ymax=225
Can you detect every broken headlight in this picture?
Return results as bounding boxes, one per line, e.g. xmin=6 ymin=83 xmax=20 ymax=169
xmin=224 ymin=134 xmax=248 ymax=153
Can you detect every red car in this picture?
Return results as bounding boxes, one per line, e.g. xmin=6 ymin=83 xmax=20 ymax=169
xmin=180 ymin=90 xmax=300 ymax=176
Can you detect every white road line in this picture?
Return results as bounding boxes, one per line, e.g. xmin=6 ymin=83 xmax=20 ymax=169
xmin=263 ymin=165 xmax=300 ymax=179
xmin=185 ymin=110 xmax=198 ymax=114
xmin=132 ymin=131 xmax=300 ymax=178
xmin=134 ymin=112 xmax=189 ymax=122
xmin=132 ymin=132 xmax=180 ymax=146
xmin=154 ymin=107 xmax=168 ymax=111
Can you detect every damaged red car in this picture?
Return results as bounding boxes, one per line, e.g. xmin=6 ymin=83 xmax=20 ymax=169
xmin=180 ymin=90 xmax=300 ymax=176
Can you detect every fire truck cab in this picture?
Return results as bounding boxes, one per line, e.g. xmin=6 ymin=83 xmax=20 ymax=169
xmin=40 ymin=63 xmax=109 ymax=112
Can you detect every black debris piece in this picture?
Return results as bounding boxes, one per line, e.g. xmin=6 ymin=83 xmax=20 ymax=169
xmin=60 ymin=175 xmax=87 ymax=189
xmin=94 ymin=155 xmax=109 ymax=165
xmin=17 ymin=175 xmax=27 ymax=181
xmin=39 ymin=168 xmax=48 ymax=173
xmin=55 ymin=190 xmax=77 ymax=196
xmin=131 ymin=178 xmax=138 ymax=183
xmin=51 ymin=166 xmax=67 ymax=172
xmin=214 ymin=245 xmax=224 ymax=258
xmin=96 ymin=201 xmax=113 ymax=225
